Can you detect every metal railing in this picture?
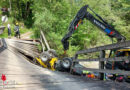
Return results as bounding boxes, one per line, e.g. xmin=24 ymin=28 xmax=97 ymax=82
xmin=0 ymin=39 xmax=7 ymax=53
xmin=71 ymin=40 xmax=130 ymax=80
xmin=0 ymin=26 xmax=5 ymax=35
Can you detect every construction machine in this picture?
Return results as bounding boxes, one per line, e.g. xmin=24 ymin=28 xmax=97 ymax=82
xmin=34 ymin=31 xmax=71 ymax=71
xmin=61 ymin=5 xmax=130 ymax=81
xmin=35 ymin=49 xmax=73 ymax=71
xmin=61 ymin=5 xmax=125 ymax=50
xmin=35 ymin=48 xmax=73 ymax=72
xmin=35 ymin=5 xmax=130 ymax=81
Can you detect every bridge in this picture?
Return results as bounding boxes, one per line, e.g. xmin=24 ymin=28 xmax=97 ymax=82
xmin=0 ymin=38 xmax=129 ymax=90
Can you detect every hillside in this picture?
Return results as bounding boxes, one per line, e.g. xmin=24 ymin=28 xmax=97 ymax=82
xmin=0 ymin=0 xmax=130 ymax=56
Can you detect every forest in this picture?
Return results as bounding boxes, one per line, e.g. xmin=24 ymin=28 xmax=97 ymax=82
xmin=0 ymin=0 xmax=130 ymax=56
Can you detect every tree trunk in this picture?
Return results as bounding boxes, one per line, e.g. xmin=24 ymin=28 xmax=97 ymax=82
xmin=16 ymin=0 xmax=20 ymax=19
xmin=26 ymin=2 xmax=30 ymax=18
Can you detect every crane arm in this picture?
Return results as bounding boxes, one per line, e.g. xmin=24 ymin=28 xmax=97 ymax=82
xmin=61 ymin=5 xmax=126 ymax=51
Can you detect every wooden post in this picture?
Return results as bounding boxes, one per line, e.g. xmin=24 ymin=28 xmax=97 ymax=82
xmin=40 ymin=35 xmax=45 ymax=52
xmin=40 ymin=30 xmax=50 ymax=50
xmin=99 ymin=50 xmax=105 ymax=80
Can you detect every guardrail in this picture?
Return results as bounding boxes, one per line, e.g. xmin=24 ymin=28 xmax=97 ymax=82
xmin=71 ymin=40 xmax=130 ymax=80
xmin=6 ymin=39 xmax=39 ymax=58
xmin=0 ymin=26 xmax=5 ymax=35
xmin=0 ymin=38 xmax=7 ymax=53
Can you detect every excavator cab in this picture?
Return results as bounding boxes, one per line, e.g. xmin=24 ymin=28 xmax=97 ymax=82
xmin=115 ymin=47 xmax=130 ymax=82
xmin=105 ymin=47 xmax=130 ymax=82
xmin=116 ymin=47 xmax=130 ymax=56
xmin=115 ymin=47 xmax=130 ymax=70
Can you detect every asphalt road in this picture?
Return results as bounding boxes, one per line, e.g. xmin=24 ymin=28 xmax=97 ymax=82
xmin=0 ymin=45 xmax=130 ymax=90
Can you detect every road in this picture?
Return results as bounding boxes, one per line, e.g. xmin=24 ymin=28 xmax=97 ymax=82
xmin=0 ymin=41 xmax=130 ymax=90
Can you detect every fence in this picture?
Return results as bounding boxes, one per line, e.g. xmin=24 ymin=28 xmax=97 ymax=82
xmin=0 ymin=26 xmax=5 ymax=35
xmin=71 ymin=40 xmax=130 ymax=80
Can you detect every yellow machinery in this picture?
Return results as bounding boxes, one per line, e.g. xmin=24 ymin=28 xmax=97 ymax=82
xmin=35 ymin=49 xmax=58 ymax=71
xmin=35 ymin=57 xmax=58 ymax=71
xmin=34 ymin=49 xmax=72 ymax=72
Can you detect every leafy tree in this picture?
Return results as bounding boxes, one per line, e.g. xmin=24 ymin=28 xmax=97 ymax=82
xmin=0 ymin=0 xmax=129 ymax=56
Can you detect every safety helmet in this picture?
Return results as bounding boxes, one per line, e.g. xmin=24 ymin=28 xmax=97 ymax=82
xmin=16 ymin=23 xmax=18 ymax=25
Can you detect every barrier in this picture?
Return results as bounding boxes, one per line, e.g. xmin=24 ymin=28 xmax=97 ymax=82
xmin=71 ymin=40 xmax=130 ymax=80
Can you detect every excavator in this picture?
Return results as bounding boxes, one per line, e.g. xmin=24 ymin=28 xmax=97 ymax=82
xmin=61 ymin=5 xmax=125 ymax=50
xmin=61 ymin=5 xmax=130 ymax=81
xmin=35 ymin=5 xmax=130 ymax=82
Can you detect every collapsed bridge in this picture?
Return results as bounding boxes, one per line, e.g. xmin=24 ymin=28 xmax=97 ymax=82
xmin=0 ymin=38 xmax=130 ymax=90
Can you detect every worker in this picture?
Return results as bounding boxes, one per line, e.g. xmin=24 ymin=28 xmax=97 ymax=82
xmin=14 ymin=23 xmax=20 ymax=39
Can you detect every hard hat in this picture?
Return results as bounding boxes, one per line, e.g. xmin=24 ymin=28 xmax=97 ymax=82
xmin=16 ymin=23 xmax=18 ymax=25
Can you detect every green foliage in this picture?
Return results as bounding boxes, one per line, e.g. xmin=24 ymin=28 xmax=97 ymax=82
xmin=0 ymin=0 xmax=129 ymax=56
xmin=34 ymin=7 xmax=55 ymax=32
xmin=31 ymin=0 xmax=130 ymax=56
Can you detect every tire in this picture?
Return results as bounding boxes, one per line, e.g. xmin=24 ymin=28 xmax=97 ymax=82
xmin=61 ymin=57 xmax=72 ymax=70
xmin=40 ymin=52 xmax=51 ymax=62
xmin=55 ymin=60 xmax=64 ymax=71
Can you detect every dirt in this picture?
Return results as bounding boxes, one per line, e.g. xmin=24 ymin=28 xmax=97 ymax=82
xmin=11 ymin=31 xmax=33 ymax=40
xmin=20 ymin=31 xmax=32 ymax=39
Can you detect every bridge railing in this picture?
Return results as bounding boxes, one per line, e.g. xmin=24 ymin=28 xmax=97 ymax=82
xmin=71 ymin=40 xmax=130 ymax=80
xmin=0 ymin=26 xmax=5 ymax=35
xmin=0 ymin=39 xmax=7 ymax=53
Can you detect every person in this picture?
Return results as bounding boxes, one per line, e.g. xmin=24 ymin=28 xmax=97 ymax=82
xmin=14 ymin=23 xmax=20 ymax=39
xmin=7 ymin=23 xmax=11 ymax=38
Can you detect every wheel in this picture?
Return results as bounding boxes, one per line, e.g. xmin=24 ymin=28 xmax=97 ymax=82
xmin=61 ymin=57 xmax=72 ymax=70
xmin=40 ymin=52 xmax=51 ymax=62
xmin=55 ymin=60 xmax=64 ymax=71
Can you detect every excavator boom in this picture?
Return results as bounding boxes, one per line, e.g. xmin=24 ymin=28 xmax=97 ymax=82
xmin=62 ymin=5 xmax=126 ymax=51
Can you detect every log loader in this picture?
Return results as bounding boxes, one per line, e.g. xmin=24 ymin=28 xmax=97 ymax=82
xmin=61 ymin=5 xmax=130 ymax=81
xmin=35 ymin=5 xmax=130 ymax=81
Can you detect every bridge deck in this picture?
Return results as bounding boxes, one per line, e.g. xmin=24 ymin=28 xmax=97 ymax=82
xmin=0 ymin=39 xmax=129 ymax=90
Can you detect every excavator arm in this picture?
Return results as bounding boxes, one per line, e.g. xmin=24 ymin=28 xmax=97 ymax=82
xmin=61 ymin=5 xmax=126 ymax=51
